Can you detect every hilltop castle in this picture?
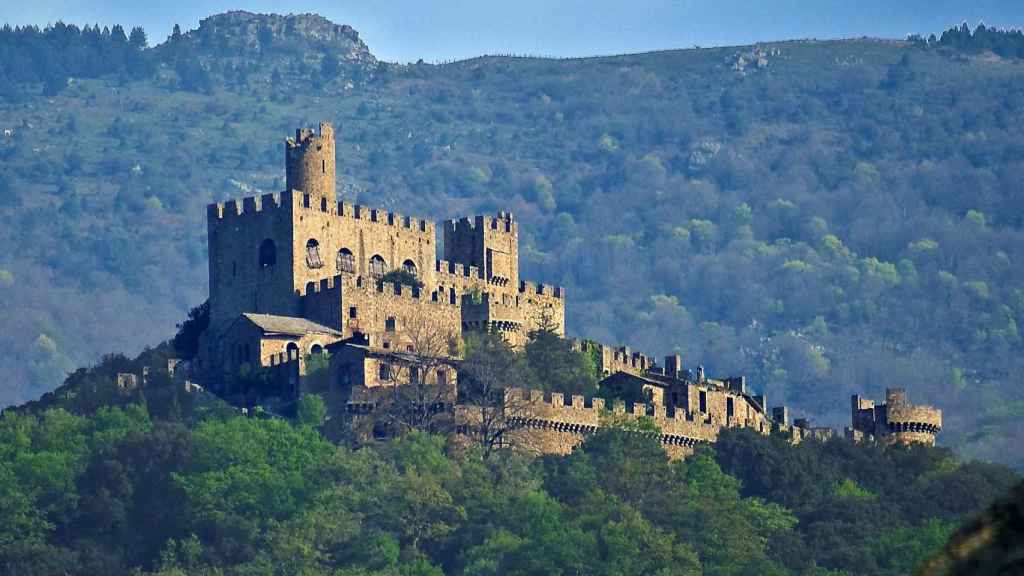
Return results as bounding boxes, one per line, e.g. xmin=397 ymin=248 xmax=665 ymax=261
xmin=193 ymin=122 xmax=941 ymax=457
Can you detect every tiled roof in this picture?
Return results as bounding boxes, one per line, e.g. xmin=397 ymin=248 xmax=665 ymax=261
xmin=241 ymin=313 xmax=342 ymax=337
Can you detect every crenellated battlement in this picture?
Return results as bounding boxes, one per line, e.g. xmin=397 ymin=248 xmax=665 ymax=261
xmin=443 ymin=211 xmax=517 ymax=235
xmin=435 ymin=259 xmax=485 ymax=280
xmin=478 ymin=387 xmax=757 ymax=458
xmin=518 ymin=280 xmax=565 ymax=299
xmin=300 ymin=273 xmax=458 ymax=306
xmin=849 ymin=389 xmax=941 ymax=446
xmin=208 ymin=192 xmax=287 ymax=220
xmin=334 ymin=202 xmax=434 ymax=235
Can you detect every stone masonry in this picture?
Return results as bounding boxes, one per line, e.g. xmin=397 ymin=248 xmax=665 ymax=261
xmin=197 ymin=122 xmax=939 ymax=458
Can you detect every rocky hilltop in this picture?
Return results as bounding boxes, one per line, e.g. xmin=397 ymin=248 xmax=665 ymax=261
xmin=155 ymin=11 xmax=378 ymax=89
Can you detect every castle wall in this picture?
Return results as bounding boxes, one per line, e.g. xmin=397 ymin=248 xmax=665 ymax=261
xmin=848 ymin=390 xmax=941 ymax=446
xmin=291 ymin=196 xmax=438 ymax=299
xmin=303 ymin=274 xmax=462 ymax=352
xmin=456 ymin=387 xmax=770 ymax=460
xmin=443 ymin=212 xmax=519 ymax=289
xmin=207 ymin=193 xmax=297 ymax=330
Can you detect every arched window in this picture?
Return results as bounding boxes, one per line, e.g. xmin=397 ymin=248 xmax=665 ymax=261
xmin=287 ymin=342 xmax=300 ymax=361
xmin=259 ymin=239 xmax=276 ymax=268
xmin=337 ymin=248 xmax=355 ymax=273
xmin=402 ymin=259 xmax=418 ymax=277
xmin=311 ymin=344 xmax=324 ymax=356
xmin=369 ymin=255 xmax=386 ymax=278
xmin=305 ymin=239 xmax=323 ymax=268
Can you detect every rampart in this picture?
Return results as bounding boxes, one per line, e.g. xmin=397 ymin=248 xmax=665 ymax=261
xmin=302 ymin=273 xmax=461 ymax=343
xmin=572 ymin=340 xmax=653 ymax=377
xmin=848 ymin=388 xmax=942 ymax=446
xmin=457 ymin=387 xmax=774 ymax=460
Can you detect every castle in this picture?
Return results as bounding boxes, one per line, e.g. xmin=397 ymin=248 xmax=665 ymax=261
xmin=194 ymin=122 xmax=942 ymax=457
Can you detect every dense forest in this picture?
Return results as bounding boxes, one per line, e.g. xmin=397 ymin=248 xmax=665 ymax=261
xmin=2 ymin=15 xmax=1024 ymax=470
xmin=2 ymin=347 xmax=1020 ymax=575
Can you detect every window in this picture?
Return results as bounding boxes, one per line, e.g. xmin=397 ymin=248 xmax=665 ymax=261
xmin=306 ymin=239 xmax=324 ymax=268
xmin=311 ymin=344 xmax=324 ymax=356
xmin=437 ymin=369 xmax=448 ymax=387
xmin=727 ymin=397 xmax=735 ymax=419
xmin=410 ymin=366 xmax=420 ymax=384
xmin=287 ymin=342 xmax=300 ymax=360
xmin=699 ymin=390 xmax=707 ymax=413
xmin=349 ymin=306 xmax=358 ymax=319
xmin=369 ymin=255 xmax=386 ymax=278
xmin=385 ymin=317 xmax=396 ymax=332
xmin=402 ymin=259 xmax=418 ymax=277
xmin=337 ymin=248 xmax=355 ymax=273
xmin=379 ymin=362 xmax=392 ymax=381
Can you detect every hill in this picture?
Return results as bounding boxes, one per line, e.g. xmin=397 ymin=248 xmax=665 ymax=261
xmin=1 ymin=358 xmax=1019 ymax=575
xmin=1 ymin=15 xmax=1024 ymax=467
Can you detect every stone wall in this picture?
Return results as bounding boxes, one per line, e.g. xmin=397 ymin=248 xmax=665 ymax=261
xmin=848 ymin=389 xmax=942 ymax=446
xmin=456 ymin=387 xmax=773 ymax=460
xmin=207 ymin=192 xmax=297 ymax=330
xmin=302 ymin=273 xmax=462 ymax=350
xmin=290 ymin=197 xmax=437 ymax=300
xmin=286 ymin=122 xmax=336 ymax=205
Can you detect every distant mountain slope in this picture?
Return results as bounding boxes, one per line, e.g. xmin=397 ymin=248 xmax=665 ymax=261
xmin=1 ymin=14 xmax=1023 ymax=467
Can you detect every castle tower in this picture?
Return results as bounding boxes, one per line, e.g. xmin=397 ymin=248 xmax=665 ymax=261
xmin=286 ymin=122 xmax=336 ymax=206
xmin=443 ymin=211 xmax=519 ymax=288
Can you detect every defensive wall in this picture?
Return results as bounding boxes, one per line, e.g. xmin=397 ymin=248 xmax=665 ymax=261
xmin=848 ymin=388 xmax=942 ymax=446
xmin=301 ymin=273 xmax=462 ymax=348
xmin=456 ymin=387 xmax=776 ymax=460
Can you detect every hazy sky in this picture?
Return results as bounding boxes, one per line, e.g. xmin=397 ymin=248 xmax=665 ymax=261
xmin=3 ymin=1 xmax=1024 ymax=62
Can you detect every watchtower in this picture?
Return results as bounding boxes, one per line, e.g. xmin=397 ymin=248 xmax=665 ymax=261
xmin=443 ymin=211 xmax=519 ymax=288
xmin=286 ymin=122 xmax=336 ymax=206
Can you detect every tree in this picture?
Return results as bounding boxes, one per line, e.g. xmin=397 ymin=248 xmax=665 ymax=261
xmin=523 ymin=310 xmax=598 ymax=397
xmin=377 ymin=316 xmax=460 ymax=436
xmin=128 ymin=26 xmax=147 ymax=49
xmin=172 ymin=301 xmax=209 ymax=359
xmin=320 ymin=52 xmax=341 ymax=81
xmin=457 ymin=331 xmax=531 ymax=458
xmin=0 ymin=171 xmax=20 ymax=209
xmin=296 ymin=394 xmax=327 ymax=428
xmin=380 ymin=267 xmax=425 ymax=290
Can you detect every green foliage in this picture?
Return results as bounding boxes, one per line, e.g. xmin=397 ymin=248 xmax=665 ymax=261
xmin=522 ymin=314 xmax=598 ymax=397
xmin=1 ymin=18 xmax=1024 ymax=473
xmin=381 ymin=268 xmax=425 ymax=290
xmin=0 ymin=364 xmax=1018 ymax=576
xmin=713 ymin=428 xmax=1020 ymax=574
xmin=296 ymin=393 xmax=327 ymax=427
xmin=172 ymin=301 xmax=209 ymax=360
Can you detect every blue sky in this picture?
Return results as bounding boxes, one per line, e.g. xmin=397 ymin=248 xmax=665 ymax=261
xmin=3 ymin=1 xmax=1024 ymax=62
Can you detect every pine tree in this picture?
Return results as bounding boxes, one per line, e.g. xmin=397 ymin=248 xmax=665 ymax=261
xmin=129 ymin=26 xmax=147 ymax=49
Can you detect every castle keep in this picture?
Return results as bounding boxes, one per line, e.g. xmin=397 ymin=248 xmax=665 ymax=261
xmin=196 ymin=122 xmax=941 ymax=457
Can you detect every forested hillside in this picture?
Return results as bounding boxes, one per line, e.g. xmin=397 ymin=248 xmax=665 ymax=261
xmin=1 ymin=14 xmax=1024 ymax=466
xmin=2 ymin=357 xmax=1019 ymax=575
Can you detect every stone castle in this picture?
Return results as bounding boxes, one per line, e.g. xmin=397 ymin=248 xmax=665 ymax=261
xmin=192 ymin=122 xmax=942 ymax=457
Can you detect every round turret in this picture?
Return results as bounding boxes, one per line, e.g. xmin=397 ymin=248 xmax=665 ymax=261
xmin=885 ymin=402 xmax=942 ymax=446
xmin=285 ymin=122 xmax=336 ymax=204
